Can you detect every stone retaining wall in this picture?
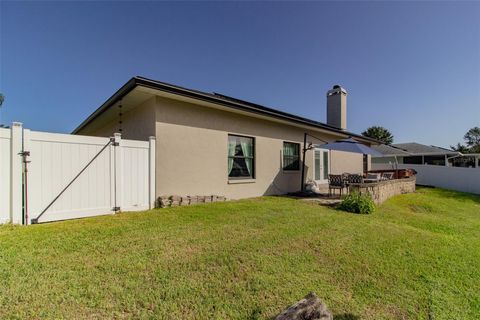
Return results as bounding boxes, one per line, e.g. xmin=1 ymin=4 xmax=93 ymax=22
xmin=156 ymin=195 xmax=227 ymax=208
xmin=349 ymin=177 xmax=416 ymax=205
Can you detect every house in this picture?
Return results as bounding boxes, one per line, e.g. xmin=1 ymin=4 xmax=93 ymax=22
xmin=73 ymin=77 xmax=378 ymax=200
xmin=372 ymin=142 xmax=480 ymax=168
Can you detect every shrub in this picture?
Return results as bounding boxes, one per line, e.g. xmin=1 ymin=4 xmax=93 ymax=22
xmin=338 ymin=191 xmax=375 ymax=214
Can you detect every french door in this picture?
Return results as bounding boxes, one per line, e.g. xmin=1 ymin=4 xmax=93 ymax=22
xmin=314 ymin=148 xmax=330 ymax=184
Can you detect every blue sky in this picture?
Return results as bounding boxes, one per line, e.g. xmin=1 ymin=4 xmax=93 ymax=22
xmin=1 ymin=1 xmax=479 ymax=147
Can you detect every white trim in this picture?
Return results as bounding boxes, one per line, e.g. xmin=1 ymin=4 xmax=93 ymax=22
xmin=228 ymin=179 xmax=256 ymax=184
xmin=313 ymin=148 xmax=330 ymax=184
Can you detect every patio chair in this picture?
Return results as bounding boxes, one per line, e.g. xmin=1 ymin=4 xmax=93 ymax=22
xmin=347 ymin=174 xmax=363 ymax=184
xmin=328 ymin=174 xmax=347 ymax=197
xmin=365 ymin=173 xmax=381 ymax=182
xmin=381 ymin=172 xmax=394 ymax=180
xmin=341 ymin=173 xmax=351 ymax=194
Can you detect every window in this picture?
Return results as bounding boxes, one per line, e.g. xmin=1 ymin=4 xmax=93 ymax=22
xmin=424 ymin=155 xmax=445 ymax=166
xmin=283 ymin=142 xmax=300 ymax=171
xmin=323 ymin=151 xmax=329 ymax=179
xmin=314 ymin=149 xmax=329 ymax=181
xmin=314 ymin=150 xmax=321 ymax=180
xmin=451 ymin=156 xmax=476 ymax=168
xmin=403 ymin=156 xmax=423 ymax=164
xmin=228 ymin=135 xmax=254 ymax=179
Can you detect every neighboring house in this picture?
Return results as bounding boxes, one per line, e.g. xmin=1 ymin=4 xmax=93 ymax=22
xmin=452 ymin=153 xmax=480 ymax=168
xmin=372 ymin=142 xmax=480 ymax=168
xmin=73 ymin=77 xmax=378 ymax=199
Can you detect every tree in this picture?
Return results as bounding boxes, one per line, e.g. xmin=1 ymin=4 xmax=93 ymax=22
xmin=450 ymin=142 xmax=470 ymax=153
xmin=451 ymin=127 xmax=480 ymax=154
xmin=362 ymin=126 xmax=394 ymax=145
xmin=464 ymin=127 xmax=480 ymax=152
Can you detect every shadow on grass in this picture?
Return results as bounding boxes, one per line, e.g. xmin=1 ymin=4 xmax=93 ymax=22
xmin=333 ymin=314 xmax=360 ymax=320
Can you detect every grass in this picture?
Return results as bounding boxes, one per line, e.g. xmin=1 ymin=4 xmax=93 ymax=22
xmin=1 ymin=187 xmax=479 ymax=319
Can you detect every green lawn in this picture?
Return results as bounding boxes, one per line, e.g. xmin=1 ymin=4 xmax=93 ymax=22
xmin=1 ymin=188 xmax=479 ymax=319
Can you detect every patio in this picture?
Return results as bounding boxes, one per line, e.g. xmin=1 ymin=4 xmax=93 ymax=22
xmin=348 ymin=176 xmax=416 ymax=204
xmin=293 ymin=173 xmax=417 ymax=205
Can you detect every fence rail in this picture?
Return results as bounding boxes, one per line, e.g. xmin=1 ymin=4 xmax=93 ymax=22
xmin=0 ymin=123 xmax=155 ymax=225
xmin=371 ymin=163 xmax=480 ymax=195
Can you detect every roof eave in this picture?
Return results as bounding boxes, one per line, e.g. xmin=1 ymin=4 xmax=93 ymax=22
xmin=72 ymin=78 xmax=137 ymax=134
xmin=72 ymin=76 xmax=380 ymax=144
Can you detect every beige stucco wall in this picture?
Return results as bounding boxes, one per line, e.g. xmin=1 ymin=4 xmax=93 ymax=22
xmin=154 ymin=96 xmax=365 ymax=199
xmin=76 ymin=93 xmax=367 ymax=200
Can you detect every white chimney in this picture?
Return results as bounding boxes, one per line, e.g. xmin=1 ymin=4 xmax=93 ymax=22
xmin=326 ymin=85 xmax=347 ymax=130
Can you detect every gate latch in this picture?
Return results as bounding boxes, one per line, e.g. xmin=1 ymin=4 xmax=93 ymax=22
xmin=19 ymin=150 xmax=31 ymax=163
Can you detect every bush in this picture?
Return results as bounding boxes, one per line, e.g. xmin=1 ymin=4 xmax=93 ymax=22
xmin=338 ymin=191 xmax=375 ymax=214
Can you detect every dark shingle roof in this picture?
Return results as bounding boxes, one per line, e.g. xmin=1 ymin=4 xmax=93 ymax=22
xmin=371 ymin=144 xmax=411 ymax=156
xmin=392 ymin=143 xmax=458 ymax=155
xmin=72 ymin=76 xmax=380 ymax=144
xmin=372 ymin=142 xmax=461 ymax=157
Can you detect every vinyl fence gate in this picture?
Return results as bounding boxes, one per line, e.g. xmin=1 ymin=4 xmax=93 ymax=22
xmin=0 ymin=122 xmax=156 ymax=225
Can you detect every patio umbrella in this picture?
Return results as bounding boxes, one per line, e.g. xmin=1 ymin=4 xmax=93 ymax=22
xmin=300 ymin=135 xmax=382 ymax=192
xmin=316 ymin=138 xmax=383 ymax=156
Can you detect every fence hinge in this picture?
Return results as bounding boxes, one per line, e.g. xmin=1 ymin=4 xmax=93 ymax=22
xmin=110 ymin=137 xmax=119 ymax=146
xmin=112 ymin=206 xmax=121 ymax=212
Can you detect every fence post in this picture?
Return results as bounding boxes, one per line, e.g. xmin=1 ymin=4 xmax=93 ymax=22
xmin=109 ymin=137 xmax=115 ymax=213
xmin=113 ymin=133 xmax=123 ymax=212
xmin=10 ymin=122 xmax=23 ymax=224
xmin=148 ymin=136 xmax=156 ymax=209
xmin=22 ymin=128 xmax=31 ymax=225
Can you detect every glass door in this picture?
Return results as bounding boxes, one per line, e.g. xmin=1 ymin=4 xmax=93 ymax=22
xmin=314 ymin=148 xmax=330 ymax=183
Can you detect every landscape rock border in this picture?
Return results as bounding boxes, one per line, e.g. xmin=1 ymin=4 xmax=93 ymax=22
xmin=155 ymin=195 xmax=227 ymax=208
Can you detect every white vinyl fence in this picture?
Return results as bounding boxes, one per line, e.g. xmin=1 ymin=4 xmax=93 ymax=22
xmin=1 ymin=122 xmax=155 ymax=225
xmin=372 ymin=163 xmax=480 ymax=195
xmin=0 ymin=127 xmax=11 ymax=224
